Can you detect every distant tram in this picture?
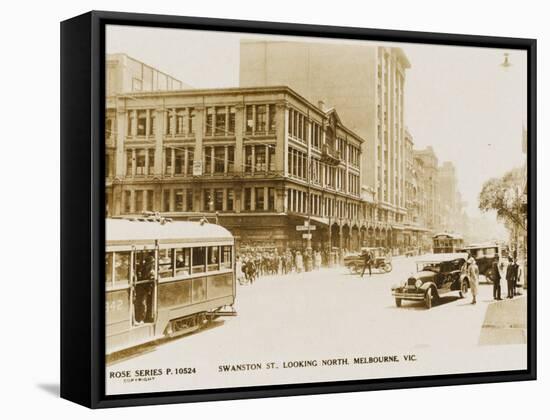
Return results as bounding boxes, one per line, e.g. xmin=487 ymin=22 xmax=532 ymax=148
xmin=105 ymin=217 xmax=236 ymax=354
xmin=432 ymin=232 xmax=464 ymax=254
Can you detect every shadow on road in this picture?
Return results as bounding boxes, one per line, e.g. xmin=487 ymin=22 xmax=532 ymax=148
xmin=388 ymin=295 xmax=465 ymax=311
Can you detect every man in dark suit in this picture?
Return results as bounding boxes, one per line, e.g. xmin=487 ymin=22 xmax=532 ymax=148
xmin=491 ymin=259 xmax=502 ymax=300
xmin=506 ymin=257 xmax=518 ymax=298
xmin=361 ymin=250 xmax=372 ymax=277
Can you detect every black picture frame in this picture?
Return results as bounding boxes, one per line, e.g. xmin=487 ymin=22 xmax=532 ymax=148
xmin=60 ymin=10 xmax=537 ymax=408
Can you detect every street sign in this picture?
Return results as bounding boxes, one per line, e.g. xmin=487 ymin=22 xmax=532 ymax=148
xmin=302 ymin=233 xmax=312 ymax=239
xmin=193 ymin=160 xmax=203 ymax=176
xmin=296 ymin=225 xmax=316 ymax=231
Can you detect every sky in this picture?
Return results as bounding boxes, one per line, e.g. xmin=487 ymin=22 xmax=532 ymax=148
xmin=106 ymin=25 xmax=527 ymax=222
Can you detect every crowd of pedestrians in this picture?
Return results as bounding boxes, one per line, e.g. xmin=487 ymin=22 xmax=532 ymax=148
xmin=235 ymin=248 xmax=327 ymax=285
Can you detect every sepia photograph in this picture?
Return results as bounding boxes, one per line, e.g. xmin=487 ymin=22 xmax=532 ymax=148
xmin=103 ymin=23 xmax=529 ymax=396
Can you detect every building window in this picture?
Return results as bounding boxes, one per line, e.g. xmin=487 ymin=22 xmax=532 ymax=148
xmin=268 ymin=104 xmax=276 ymax=132
xmin=215 ymin=107 xmax=226 ymax=136
xmin=176 ymin=108 xmax=187 ymax=135
xmin=186 ymin=189 xmax=193 ymax=211
xmin=268 ymin=146 xmax=275 ymax=172
xmin=174 ymin=149 xmax=184 ymax=175
xmin=165 ymin=149 xmax=172 ymax=175
xmin=214 ymin=147 xmax=225 ymax=173
xmin=137 ymin=112 xmax=147 ymax=136
xmin=175 ymin=189 xmax=184 ymax=211
xmin=244 ymin=188 xmax=251 ymax=210
xmin=150 ymin=112 xmax=156 ymax=136
xmin=226 ymin=189 xmax=234 ymax=211
xmin=204 ymin=146 xmax=212 ymax=174
xmin=206 ymin=107 xmax=214 ymax=136
xmin=204 ymin=189 xmax=212 ymax=211
xmin=245 ymin=145 xmax=253 ymax=173
xmin=145 ymin=190 xmax=153 ymax=211
xmin=256 ymin=105 xmax=266 ymax=132
xmin=255 ymin=146 xmax=266 ymax=172
xmin=147 ymin=150 xmax=155 ymax=175
xmin=255 ymin=187 xmax=265 ymax=210
xmin=124 ymin=190 xmax=131 ymax=213
xmin=214 ymin=189 xmax=224 ymax=211
xmin=135 ymin=190 xmax=144 ymax=212
xmin=228 ymin=106 xmax=236 ymax=134
xmin=227 ymin=147 xmax=234 ymax=173
xmin=268 ymin=188 xmax=275 ymax=211
xmin=163 ymin=190 xmax=171 ymax=212
xmin=186 ymin=150 xmax=193 ymax=175
xmin=188 ymin=108 xmax=195 ymax=134
xmin=135 ymin=150 xmax=146 ymax=175
xmin=245 ymin=105 xmax=253 ymax=134
xmin=126 ymin=150 xmax=133 ymax=176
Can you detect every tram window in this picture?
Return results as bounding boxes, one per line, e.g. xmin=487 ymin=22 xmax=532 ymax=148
xmin=158 ymin=249 xmax=174 ymax=279
xmin=175 ymin=248 xmax=190 ymax=276
xmin=191 ymin=247 xmax=206 ymax=274
xmin=113 ymin=252 xmax=131 ymax=287
xmin=207 ymin=246 xmax=219 ymax=271
xmin=221 ymin=246 xmax=232 ymax=269
xmin=135 ymin=250 xmax=155 ymax=281
xmin=105 ymin=253 xmax=114 ymax=286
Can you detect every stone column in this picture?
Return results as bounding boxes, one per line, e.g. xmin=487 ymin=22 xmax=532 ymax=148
xmin=194 ymin=106 xmax=205 ymax=175
xmin=154 ymin=108 xmax=164 ymax=176
xmin=234 ymin=105 xmax=244 ymax=174
xmin=275 ymin=103 xmax=288 ymax=176
xmin=115 ymin=105 xmax=127 ymax=178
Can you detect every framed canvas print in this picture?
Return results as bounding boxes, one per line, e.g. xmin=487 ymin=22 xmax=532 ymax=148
xmin=60 ymin=11 xmax=536 ymax=408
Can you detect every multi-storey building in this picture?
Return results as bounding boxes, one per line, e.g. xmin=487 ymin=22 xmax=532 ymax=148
xmin=106 ymin=53 xmax=191 ymax=96
xmin=105 ymin=83 xmax=383 ymax=251
xmin=239 ymin=41 xmax=411 ymax=239
xmin=414 ymin=147 xmax=440 ymax=231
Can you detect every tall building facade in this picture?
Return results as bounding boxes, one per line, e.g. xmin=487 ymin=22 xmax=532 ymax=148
xmin=240 ymin=41 xmax=411 ymax=232
xmin=413 ymin=147 xmax=440 ymax=231
xmin=105 ymin=83 xmax=387 ymax=251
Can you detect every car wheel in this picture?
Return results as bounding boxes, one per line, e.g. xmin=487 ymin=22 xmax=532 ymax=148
xmin=459 ymin=279 xmax=469 ymax=298
xmin=425 ymin=288 xmax=433 ymax=309
xmin=384 ymin=263 xmax=392 ymax=273
xmin=395 ymin=298 xmax=402 ymax=307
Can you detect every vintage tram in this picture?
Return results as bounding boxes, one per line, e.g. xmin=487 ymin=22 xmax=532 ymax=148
xmin=432 ymin=232 xmax=464 ymax=254
xmin=105 ymin=217 xmax=236 ymax=355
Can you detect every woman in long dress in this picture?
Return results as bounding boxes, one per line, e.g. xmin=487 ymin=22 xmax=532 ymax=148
xmin=467 ymin=256 xmax=479 ymax=304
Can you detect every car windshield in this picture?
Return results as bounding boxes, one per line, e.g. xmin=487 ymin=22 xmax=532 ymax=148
xmin=419 ymin=263 xmax=440 ymax=273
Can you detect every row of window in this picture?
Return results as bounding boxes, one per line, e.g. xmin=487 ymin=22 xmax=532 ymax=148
xmin=287 ymin=188 xmax=361 ymax=220
xmin=245 ymin=104 xmax=277 ymax=134
xmin=244 ymin=144 xmax=276 ymax=173
xmin=105 ymin=246 xmax=233 ymax=288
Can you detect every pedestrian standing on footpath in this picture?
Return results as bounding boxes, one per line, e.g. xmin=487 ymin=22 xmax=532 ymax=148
xmin=467 ymin=256 xmax=479 ymax=304
xmin=295 ymin=251 xmax=304 ymax=273
xmin=506 ymin=257 xmax=518 ymax=298
xmin=491 ymin=258 xmax=502 ymax=300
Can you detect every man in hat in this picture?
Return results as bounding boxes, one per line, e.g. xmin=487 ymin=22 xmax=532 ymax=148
xmin=491 ymin=258 xmax=502 ymax=300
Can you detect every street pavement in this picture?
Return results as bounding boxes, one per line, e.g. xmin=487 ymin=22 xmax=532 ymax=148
xmin=110 ymin=256 xmax=526 ymax=368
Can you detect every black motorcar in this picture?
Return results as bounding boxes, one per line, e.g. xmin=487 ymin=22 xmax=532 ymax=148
xmin=391 ymin=252 xmax=471 ymax=309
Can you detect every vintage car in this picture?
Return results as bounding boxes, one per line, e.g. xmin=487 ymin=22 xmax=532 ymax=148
xmin=458 ymin=243 xmax=502 ymax=283
xmin=344 ymin=247 xmax=392 ymax=274
xmin=391 ymin=252 xmax=470 ymax=309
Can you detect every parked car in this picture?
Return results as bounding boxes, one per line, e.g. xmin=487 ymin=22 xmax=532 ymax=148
xmin=458 ymin=243 xmax=502 ymax=283
xmin=391 ymin=252 xmax=471 ymax=309
xmin=344 ymin=247 xmax=392 ymax=274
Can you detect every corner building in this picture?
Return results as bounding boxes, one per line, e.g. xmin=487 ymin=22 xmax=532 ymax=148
xmin=106 ymin=85 xmax=379 ymax=251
